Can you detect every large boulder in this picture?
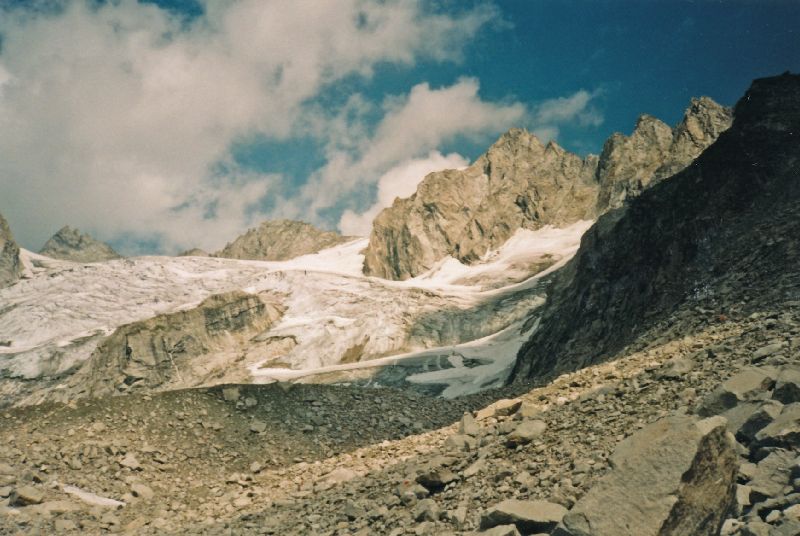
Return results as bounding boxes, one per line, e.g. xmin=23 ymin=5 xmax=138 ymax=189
xmin=39 ymin=225 xmax=122 ymax=262
xmin=480 ymin=499 xmax=567 ymax=534
xmin=553 ymin=415 xmax=738 ymax=536
xmin=0 ymin=212 xmax=22 ymax=288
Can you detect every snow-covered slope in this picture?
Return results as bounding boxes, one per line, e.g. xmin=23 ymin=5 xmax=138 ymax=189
xmin=0 ymin=221 xmax=591 ymax=406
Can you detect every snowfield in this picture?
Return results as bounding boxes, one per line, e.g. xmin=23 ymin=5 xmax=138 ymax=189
xmin=0 ymin=221 xmax=592 ymax=405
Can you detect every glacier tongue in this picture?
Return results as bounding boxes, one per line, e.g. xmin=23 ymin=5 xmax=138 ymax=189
xmin=0 ymin=222 xmax=590 ymax=406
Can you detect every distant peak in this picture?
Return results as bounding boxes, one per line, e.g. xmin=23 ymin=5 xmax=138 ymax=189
xmin=39 ymin=226 xmax=121 ymax=262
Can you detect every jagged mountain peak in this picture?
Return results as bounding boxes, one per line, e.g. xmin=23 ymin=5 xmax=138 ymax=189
xmin=39 ymin=225 xmax=122 ymax=263
xmin=364 ymin=95 xmax=730 ymax=281
xmin=215 ymin=219 xmax=355 ymax=261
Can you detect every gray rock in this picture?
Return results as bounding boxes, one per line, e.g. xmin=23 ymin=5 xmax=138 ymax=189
xmin=250 ymin=420 xmax=267 ymax=434
xmin=459 ymin=412 xmax=480 ymax=436
xmin=416 ymin=467 xmax=458 ymax=492
xmin=505 ymin=420 xmax=547 ymax=447
xmin=480 ymin=499 xmax=566 ymax=534
xmin=722 ymin=400 xmax=783 ymax=444
xmin=216 ymin=220 xmax=354 ymax=261
xmin=119 ymin=453 xmax=141 ymax=470
xmin=657 ymin=357 xmax=695 ymax=379
xmin=478 ymin=525 xmax=522 ymax=536
xmin=444 ymin=434 xmax=476 ymax=452
xmin=552 ymin=415 xmax=738 ymax=536
xmin=753 ymin=403 xmax=800 ymax=449
xmin=773 ymin=365 xmax=800 ymax=404
xmin=698 ymin=368 xmax=777 ymax=417
xmin=9 ymin=485 xmax=44 ymax=506
xmin=0 ymin=212 xmax=22 ymax=288
xmin=414 ymin=498 xmax=440 ymax=522
xmin=39 ymin=225 xmax=121 ymax=262
xmin=752 ymin=342 xmax=786 ymax=362
xmin=748 ymin=450 xmax=795 ymax=502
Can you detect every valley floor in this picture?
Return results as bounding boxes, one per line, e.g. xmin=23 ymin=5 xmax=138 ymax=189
xmin=2 ymin=294 xmax=798 ymax=534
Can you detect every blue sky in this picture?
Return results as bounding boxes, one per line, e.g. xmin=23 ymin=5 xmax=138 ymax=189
xmin=0 ymin=0 xmax=798 ymax=254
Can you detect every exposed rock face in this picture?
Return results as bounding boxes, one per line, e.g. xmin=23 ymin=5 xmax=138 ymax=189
xmin=363 ymin=98 xmax=730 ymax=281
xmin=512 ymin=73 xmax=800 ymax=381
xmin=81 ymin=291 xmax=283 ymax=398
xmin=595 ymin=97 xmax=732 ymax=212
xmin=215 ymin=220 xmax=354 ymax=261
xmin=364 ymin=130 xmax=598 ymax=280
xmin=553 ymin=415 xmax=738 ymax=536
xmin=39 ymin=226 xmax=122 ymax=262
xmin=0 ymin=213 xmax=22 ymax=288
xmin=178 ymin=248 xmax=209 ymax=257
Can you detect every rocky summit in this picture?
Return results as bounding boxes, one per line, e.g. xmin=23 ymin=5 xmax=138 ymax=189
xmin=215 ymin=220 xmax=355 ymax=261
xmin=39 ymin=226 xmax=122 ymax=263
xmin=363 ymin=97 xmax=730 ymax=281
xmin=0 ymin=213 xmax=22 ymax=288
xmin=1 ymin=74 xmax=798 ymax=536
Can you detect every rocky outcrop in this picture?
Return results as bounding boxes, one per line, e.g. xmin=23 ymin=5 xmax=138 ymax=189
xmin=512 ymin=73 xmax=800 ymax=381
xmin=595 ymin=97 xmax=732 ymax=212
xmin=178 ymin=248 xmax=210 ymax=257
xmin=553 ymin=415 xmax=738 ymax=536
xmin=364 ymin=130 xmax=599 ymax=280
xmin=0 ymin=213 xmax=22 ymax=288
xmin=363 ymin=98 xmax=730 ymax=281
xmin=215 ymin=220 xmax=354 ymax=261
xmin=39 ymin=226 xmax=122 ymax=263
xmin=81 ymin=291 xmax=283 ymax=398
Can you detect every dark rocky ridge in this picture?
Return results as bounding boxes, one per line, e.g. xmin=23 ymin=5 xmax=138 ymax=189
xmin=39 ymin=226 xmax=122 ymax=263
xmin=363 ymin=98 xmax=731 ymax=281
xmin=512 ymin=73 xmax=800 ymax=382
xmin=0 ymin=213 xmax=22 ymax=288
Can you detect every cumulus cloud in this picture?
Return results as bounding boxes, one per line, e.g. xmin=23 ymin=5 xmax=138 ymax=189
xmin=531 ymin=89 xmax=604 ymax=142
xmin=0 ymin=0 xmax=499 ymax=252
xmin=302 ymin=78 xmax=527 ymax=221
xmin=339 ymin=151 xmax=469 ymax=236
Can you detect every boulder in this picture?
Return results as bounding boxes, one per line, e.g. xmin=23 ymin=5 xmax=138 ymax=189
xmin=480 ymin=499 xmax=566 ymax=534
xmin=773 ymin=366 xmax=800 ymax=404
xmin=753 ymin=403 xmax=800 ymax=450
xmin=476 ymin=399 xmax=523 ymax=420
xmin=698 ymin=368 xmax=776 ymax=417
xmin=505 ymin=420 xmax=547 ymax=447
xmin=8 ymin=485 xmax=44 ymax=506
xmin=552 ymin=415 xmax=738 ymax=536
xmin=722 ymin=400 xmax=783 ymax=444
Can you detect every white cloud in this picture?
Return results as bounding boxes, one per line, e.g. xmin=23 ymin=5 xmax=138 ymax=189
xmin=0 ymin=0 xmax=499 ymax=253
xmin=301 ymin=78 xmax=527 ymax=220
xmin=530 ymin=89 xmax=604 ymax=142
xmin=339 ymin=151 xmax=469 ymax=236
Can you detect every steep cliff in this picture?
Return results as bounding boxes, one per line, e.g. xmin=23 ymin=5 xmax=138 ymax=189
xmin=216 ymin=220 xmax=355 ymax=261
xmin=512 ymin=73 xmax=800 ymax=381
xmin=0 ymin=213 xmax=22 ymax=288
xmin=39 ymin=226 xmax=122 ymax=263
